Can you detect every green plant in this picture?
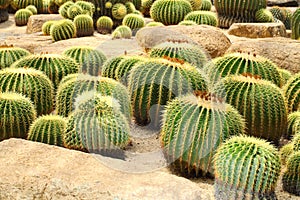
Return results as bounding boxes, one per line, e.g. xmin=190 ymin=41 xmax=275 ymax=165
xmin=291 ymin=8 xmax=300 ymax=40
xmin=255 ymin=8 xmax=274 ymax=22
xmin=56 ymin=74 xmax=131 ymax=120
xmin=0 ymin=92 xmax=36 ymax=141
xmin=73 ymin=14 xmax=94 ymax=37
xmin=149 ymin=41 xmax=209 ymax=69
xmin=14 ymin=8 xmax=33 ymax=26
xmin=58 ymin=1 xmax=74 ymax=18
xmin=150 ymin=0 xmax=193 ymax=25
xmin=270 ymin=6 xmax=292 ymax=29
xmin=282 ymin=151 xmax=300 ymax=196
xmin=280 ymin=142 xmax=294 ymax=165
xmin=292 ymin=134 xmax=300 ymax=152
xmin=64 ymin=93 xmax=130 ymax=153
xmin=184 ymin=11 xmax=218 ymax=26
xmin=161 ymin=94 xmax=245 ymax=177
xmin=178 ymin=20 xmax=197 ymax=25
xmin=200 ymin=0 xmax=211 ymax=11
xmin=75 ymin=0 xmax=95 ymax=16
xmin=283 ymin=73 xmax=300 ymax=112
xmin=214 ymin=135 xmax=281 ymax=200
xmin=215 ymin=0 xmax=267 ymax=28
xmin=0 ymin=0 xmax=11 ymax=9
xmin=186 ymin=0 xmax=201 ymax=10
xmin=67 ymin=4 xmax=83 ymax=20
xmin=63 ymin=46 xmax=107 ymax=76
xmin=50 ymin=19 xmax=76 ymax=42
xmin=0 ymin=68 xmax=54 ymax=115
xmin=214 ymin=74 xmax=288 ymax=145
xmin=15 ymin=0 xmax=43 ymax=13
xmin=122 ymin=13 xmax=145 ymax=30
xmin=11 ymin=53 xmax=80 ymax=89
xmin=209 ymin=52 xmax=283 ymax=87
xmin=146 ymin=21 xmax=164 ymax=27
xmin=125 ymin=2 xmax=136 ymax=14
xmin=112 ymin=3 xmax=127 ymax=20
xmin=132 ymin=0 xmax=141 ymax=10
xmin=140 ymin=0 xmax=153 ymax=16
xmin=112 ymin=25 xmax=132 ymax=39
xmin=278 ymin=68 xmax=292 ymax=86
xmin=25 ymin=5 xmax=37 ymax=14
xmin=288 ymin=112 xmax=300 ymax=138
xmin=42 ymin=20 xmax=55 ymax=35
xmin=0 ymin=44 xmax=31 ymax=69
xmin=128 ymin=58 xmax=208 ymax=127
xmin=27 ymin=114 xmax=67 ymax=146
xmin=96 ymin=16 xmax=113 ymax=34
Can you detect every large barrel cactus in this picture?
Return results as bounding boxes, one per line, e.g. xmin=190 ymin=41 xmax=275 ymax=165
xmin=283 ymin=73 xmax=300 ymax=112
xmin=288 ymin=112 xmax=300 ymax=138
xmin=0 ymin=92 xmax=36 ymax=141
xmin=50 ymin=19 xmax=76 ymax=42
xmin=215 ymin=74 xmax=287 ymax=145
xmin=214 ymin=136 xmax=281 ymax=200
xmin=161 ymin=93 xmax=245 ymax=177
xmin=73 ymin=14 xmax=94 ymax=37
xmin=282 ymin=151 xmax=300 ymax=196
xmin=0 ymin=45 xmax=31 ymax=69
xmin=0 ymin=68 xmax=54 ymax=115
xmin=214 ymin=0 xmax=267 ymax=28
xmin=291 ymin=8 xmax=300 ymax=40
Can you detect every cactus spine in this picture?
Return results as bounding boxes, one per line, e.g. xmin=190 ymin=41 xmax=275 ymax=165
xmin=0 ymin=45 xmax=31 ymax=69
xmin=291 ymin=8 xmax=300 ymax=40
xmin=282 ymin=151 xmax=300 ymax=196
xmin=15 ymin=8 xmax=33 ymax=26
xmin=283 ymin=73 xmax=300 ymax=112
xmin=96 ymin=16 xmax=114 ymax=34
xmin=73 ymin=14 xmax=94 ymax=37
xmin=50 ymin=19 xmax=76 ymax=42
xmin=184 ymin=11 xmax=218 ymax=26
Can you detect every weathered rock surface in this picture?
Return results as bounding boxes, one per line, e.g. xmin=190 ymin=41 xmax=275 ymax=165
xmin=0 ymin=139 xmax=213 ymax=200
xmin=228 ymin=23 xmax=287 ymax=38
xmin=26 ymin=14 xmax=63 ymax=34
xmin=136 ymin=25 xmax=231 ymax=58
xmin=267 ymin=0 xmax=299 ymax=6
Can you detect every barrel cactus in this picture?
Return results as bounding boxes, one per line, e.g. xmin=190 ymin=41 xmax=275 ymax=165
xmin=282 ymin=151 xmax=300 ymax=196
xmin=146 ymin=21 xmax=165 ymax=27
xmin=161 ymin=94 xmax=245 ymax=177
xmin=63 ymin=46 xmax=107 ymax=76
xmin=50 ymin=19 xmax=76 ymax=42
xmin=14 ymin=0 xmax=43 ymax=13
xmin=125 ymin=2 xmax=136 ymax=14
xmin=128 ymin=58 xmax=208 ymax=127
xmin=178 ymin=20 xmax=197 ymax=26
xmin=67 ymin=4 xmax=83 ymax=20
xmin=186 ymin=0 xmax=202 ymax=10
xmin=0 ymin=68 xmax=54 ymax=115
xmin=278 ymin=68 xmax=292 ymax=86
xmin=132 ymin=0 xmax=141 ymax=10
xmin=11 ymin=53 xmax=80 ymax=89
xmin=112 ymin=25 xmax=132 ymax=39
xmin=270 ymin=6 xmax=292 ymax=29
xmin=214 ymin=74 xmax=288 ymax=145
xmin=200 ymin=0 xmax=211 ymax=11
xmin=15 ymin=8 xmax=33 ymax=26
xmin=0 ymin=92 xmax=36 ymax=141
xmin=75 ymin=0 xmax=95 ymax=16
xmin=291 ymin=8 xmax=300 ymax=40
xmin=26 ymin=5 xmax=37 ymax=14
xmin=42 ymin=20 xmax=55 ymax=35
xmin=184 ymin=11 xmax=218 ymax=26
xmin=122 ymin=13 xmax=145 ymax=30
xmin=73 ymin=14 xmax=94 ymax=37
xmin=58 ymin=1 xmax=74 ymax=18
xmin=112 ymin=3 xmax=127 ymax=20
xmin=214 ymin=135 xmax=281 ymax=200
xmin=150 ymin=0 xmax=193 ymax=25
xmin=288 ymin=112 xmax=300 ymax=138
xmin=0 ymin=45 xmax=31 ymax=69
xmin=96 ymin=16 xmax=114 ymax=34
xmin=280 ymin=142 xmax=294 ymax=165
xmin=255 ymin=8 xmax=274 ymax=22
xmin=283 ymin=73 xmax=300 ymax=112
xmin=27 ymin=114 xmax=67 ymax=146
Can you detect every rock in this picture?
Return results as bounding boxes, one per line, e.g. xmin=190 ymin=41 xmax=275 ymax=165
xmin=26 ymin=14 xmax=63 ymax=34
xmin=226 ymin=37 xmax=300 ymax=73
xmin=136 ymin=25 xmax=231 ymax=58
xmin=0 ymin=139 xmax=213 ymax=200
xmin=228 ymin=23 xmax=287 ymax=38
xmin=267 ymin=0 xmax=299 ymax=7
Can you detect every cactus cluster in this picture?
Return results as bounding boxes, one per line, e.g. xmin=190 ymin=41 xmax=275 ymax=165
xmin=282 ymin=151 xmax=300 ymax=196
xmin=14 ymin=8 xmax=33 ymax=26
xmin=58 ymin=1 xmax=94 ymax=19
xmin=0 ymin=45 xmax=31 ymax=69
xmin=13 ymin=0 xmax=43 ymax=13
xmin=112 ymin=25 xmax=132 ymax=39
xmin=184 ymin=11 xmax=218 ymax=26
xmin=58 ymin=1 xmax=74 ymax=18
xmin=283 ymin=73 xmax=300 ymax=112
xmin=288 ymin=112 xmax=300 ymax=137
xmin=270 ymin=6 xmax=292 ymax=29
xmin=291 ymin=8 xmax=300 ymax=40
xmin=255 ymin=8 xmax=274 ymax=22
xmin=50 ymin=19 xmax=76 ymax=42
xmin=214 ymin=136 xmax=281 ymax=200
xmin=73 ymin=14 xmax=94 ymax=37
xmin=96 ymin=16 xmax=114 ymax=34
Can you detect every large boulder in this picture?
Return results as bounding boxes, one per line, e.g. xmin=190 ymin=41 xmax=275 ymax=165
xmin=267 ymin=0 xmax=299 ymax=6
xmin=0 ymin=139 xmax=213 ymax=200
xmin=228 ymin=23 xmax=287 ymax=38
xmin=26 ymin=14 xmax=63 ymax=34
xmin=136 ymin=25 xmax=231 ymax=58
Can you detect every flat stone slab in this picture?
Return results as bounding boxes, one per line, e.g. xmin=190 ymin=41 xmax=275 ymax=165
xmin=26 ymin=14 xmax=63 ymax=34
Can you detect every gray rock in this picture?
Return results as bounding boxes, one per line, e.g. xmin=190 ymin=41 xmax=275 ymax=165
xmin=26 ymin=14 xmax=63 ymax=34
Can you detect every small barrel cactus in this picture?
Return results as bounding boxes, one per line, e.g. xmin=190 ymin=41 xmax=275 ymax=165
xmin=178 ymin=20 xmax=197 ymax=26
xmin=73 ymin=14 xmax=94 ymax=37
xmin=50 ymin=19 xmax=76 ymax=42
xmin=291 ymin=8 xmax=300 ymax=40
xmin=283 ymin=73 xmax=300 ymax=112
xmin=214 ymin=74 xmax=288 ymax=145
xmin=26 ymin=5 xmax=37 ymax=14
xmin=186 ymin=0 xmax=202 ymax=10
xmin=15 ymin=8 xmax=33 ymax=26
xmin=161 ymin=94 xmax=245 ymax=177
xmin=122 ymin=13 xmax=145 ymax=30
xmin=112 ymin=25 xmax=132 ymax=39
xmin=67 ymin=4 xmax=83 ymax=20
xmin=0 ymin=68 xmax=54 ymax=115
xmin=280 ymin=142 xmax=295 ymax=165
xmin=288 ymin=112 xmax=300 ymax=138
xmin=27 ymin=114 xmax=67 ymax=146
xmin=96 ymin=16 xmax=114 ymax=34
xmin=255 ymin=8 xmax=274 ymax=22
xmin=112 ymin=3 xmax=127 ymax=20
xmin=200 ymin=0 xmax=212 ymax=11
xmin=282 ymin=151 xmax=300 ymax=196
xmin=0 ymin=45 xmax=31 ymax=69
xmin=42 ymin=20 xmax=55 ymax=35
xmin=132 ymin=0 xmax=141 ymax=10
xmin=58 ymin=1 xmax=74 ymax=18
xmin=270 ymin=6 xmax=292 ymax=29
xmin=125 ymin=2 xmax=136 ymax=14
xmin=278 ymin=68 xmax=292 ymax=86
xmin=15 ymin=0 xmax=43 ymax=13
xmin=145 ymin=21 xmax=165 ymax=27
xmin=75 ymin=1 xmax=95 ymax=16
xmin=150 ymin=0 xmax=193 ymax=25
xmin=11 ymin=53 xmax=80 ymax=89
xmin=184 ymin=11 xmax=218 ymax=26
xmin=63 ymin=46 xmax=107 ymax=76
xmin=214 ymin=135 xmax=281 ymax=200
xmin=0 ymin=92 xmax=36 ymax=141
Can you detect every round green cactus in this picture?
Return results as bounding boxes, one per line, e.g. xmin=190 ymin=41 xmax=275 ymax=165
xmin=112 ymin=25 xmax=132 ymax=39
xmin=292 ymin=134 xmax=300 ymax=152
xmin=64 ymin=93 xmax=130 ymax=153
xmin=132 ymin=0 xmax=141 ymax=10
xmin=186 ymin=0 xmax=201 ymax=10
xmin=15 ymin=8 xmax=33 ymax=26
xmin=150 ymin=0 xmax=193 ymax=25
xmin=50 ymin=19 xmax=76 ymax=42
xmin=125 ymin=2 xmax=136 ymax=14
xmin=122 ymin=13 xmax=145 ymax=30
xmin=149 ymin=41 xmax=209 ymax=69
xmin=42 ymin=20 xmax=55 ymax=35
xmin=178 ymin=20 xmax=197 ymax=26
xmin=75 ymin=1 xmax=95 ymax=16
xmin=215 ymin=0 xmax=267 ymax=28
xmin=58 ymin=1 xmax=74 ymax=18
xmin=278 ymin=68 xmax=292 ymax=86
xmin=280 ymin=142 xmax=294 ymax=165
xmin=283 ymin=73 xmax=300 ymax=112
xmin=255 ymin=8 xmax=274 ymax=22
xmin=27 ymin=114 xmax=67 ymax=146
xmin=112 ymin=3 xmax=127 ymax=20
xmin=63 ymin=46 xmax=107 ymax=76
xmin=73 ymin=14 xmax=94 ymax=37
xmin=184 ymin=11 xmax=218 ymax=26
xmin=11 ymin=53 xmax=80 ymax=89
xmin=67 ymin=4 xmax=83 ymax=20
xmin=161 ymin=94 xmax=245 ymax=177
xmin=270 ymin=6 xmax=292 ymax=29
xmin=214 ymin=135 xmax=281 ymax=200
xmin=146 ymin=21 xmax=165 ymax=27
xmin=15 ymin=0 xmax=43 ymax=13
xmin=209 ymin=52 xmax=283 ymax=87
xmin=0 ymin=68 xmax=54 ymax=115
xmin=282 ymin=151 xmax=300 ymax=196
xmin=214 ymin=74 xmax=288 ymax=145
xmin=291 ymin=8 xmax=300 ymax=40
xmin=26 ymin=5 xmax=37 ymax=14
xmin=288 ymin=112 xmax=300 ymax=138
xmin=0 ymin=45 xmax=31 ymax=69
xmin=0 ymin=92 xmax=36 ymax=141
xmin=128 ymin=58 xmax=208 ymax=127
xmin=56 ymin=74 xmax=131 ymax=120
xmin=96 ymin=16 xmax=114 ymax=34
xmin=200 ymin=0 xmax=211 ymax=11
